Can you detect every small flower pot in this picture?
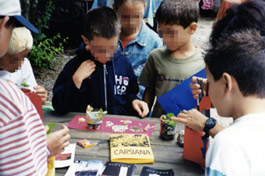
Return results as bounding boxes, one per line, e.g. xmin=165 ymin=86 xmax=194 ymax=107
xmin=86 ymin=111 xmax=106 ymax=130
xmin=160 ymin=119 xmax=177 ymax=141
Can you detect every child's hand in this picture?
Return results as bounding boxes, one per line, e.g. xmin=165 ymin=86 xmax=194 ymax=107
xmin=171 ymin=109 xmax=208 ymax=131
xmin=73 ymin=60 xmax=96 ymax=89
xmin=46 ymin=125 xmax=70 ymax=156
xmin=190 ymin=76 xmax=207 ymax=99
xmin=132 ymin=99 xmax=149 ymax=118
xmin=34 ymin=85 xmax=47 ymax=104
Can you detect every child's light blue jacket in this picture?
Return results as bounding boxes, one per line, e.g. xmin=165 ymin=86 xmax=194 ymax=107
xmin=118 ymin=21 xmax=163 ymax=98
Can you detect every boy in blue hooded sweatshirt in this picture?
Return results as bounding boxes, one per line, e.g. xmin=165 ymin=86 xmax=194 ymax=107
xmin=52 ymin=6 xmax=149 ymax=117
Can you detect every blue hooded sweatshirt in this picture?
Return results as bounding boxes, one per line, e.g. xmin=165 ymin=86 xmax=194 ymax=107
xmin=52 ymin=43 xmax=139 ymax=115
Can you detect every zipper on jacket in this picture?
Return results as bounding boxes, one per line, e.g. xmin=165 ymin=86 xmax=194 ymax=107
xmin=103 ymin=64 xmax=108 ymax=110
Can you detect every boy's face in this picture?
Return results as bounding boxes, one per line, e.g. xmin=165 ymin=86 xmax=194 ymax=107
xmin=0 ymin=17 xmax=15 ymax=57
xmin=0 ymin=48 xmax=29 ymax=72
xmin=116 ymin=1 xmax=145 ymax=35
xmin=206 ymin=66 xmax=233 ymax=117
xmin=84 ymin=35 xmax=118 ymax=64
xmin=158 ymin=23 xmax=194 ymax=51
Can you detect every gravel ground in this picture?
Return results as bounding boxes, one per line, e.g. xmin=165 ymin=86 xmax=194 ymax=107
xmin=36 ymin=17 xmax=215 ymax=102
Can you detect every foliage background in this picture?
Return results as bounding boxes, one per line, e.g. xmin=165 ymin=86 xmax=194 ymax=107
xmin=20 ymin=0 xmax=89 ymax=69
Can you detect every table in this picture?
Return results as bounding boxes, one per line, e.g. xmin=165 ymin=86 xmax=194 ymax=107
xmin=43 ymin=111 xmax=204 ymax=176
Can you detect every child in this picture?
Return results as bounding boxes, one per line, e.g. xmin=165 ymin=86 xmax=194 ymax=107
xmin=52 ymin=6 xmax=149 ymax=117
xmin=171 ymin=1 xmax=265 ymax=174
xmin=139 ymin=0 xmax=205 ymax=117
xmin=0 ymin=22 xmax=70 ymax=176
xmin=0 ymin=0 xmax=50 ymax=175
xmin=180 ymin=29 xmax=265 ymax=176
xmin=113 ymin=0 xmax=163 ymax=98
xmin=174 ymin=0 xmax=265 ymax=138
xmin=0 ymin=27 xmax=48 ymax=103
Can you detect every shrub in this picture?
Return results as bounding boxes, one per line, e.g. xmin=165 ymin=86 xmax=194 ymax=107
xmin=21 ymin=0 xmax=68 ymax=69
xmin=29 ymin=33 xmax=68 ymax=68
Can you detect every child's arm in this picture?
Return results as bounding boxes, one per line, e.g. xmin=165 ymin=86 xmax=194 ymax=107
xmin=138 ymin=53 xmax=157 ymax=116
xmin=172 ymin=76 xmax=224 ymax=138
xmin=143 ymin=87 xmax=155 ymax=111
xmin=172 ymin=109 xmax=224 ymax=138
xmin=52 ymin=59 xmax=95 ymax=114
xmin=45 ymin=125 xmax=70 ymax=156
xmin=34 ymin=85 xmax=47 ymax=104
xmin=73 ymin=60 xmax=96 ymax=89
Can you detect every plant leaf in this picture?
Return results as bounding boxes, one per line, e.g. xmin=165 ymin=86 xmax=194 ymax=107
xmin=21 ymin=82 xmax=30 ymax=87
xmin=46 ymin=123 xmax=56 ymax=134
xmin=167 ymin=113 xmax=175 ymax=119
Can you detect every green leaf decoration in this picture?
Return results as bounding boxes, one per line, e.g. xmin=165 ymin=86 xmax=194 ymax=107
xmin=21 ymin=82 xmax=30 ymax=87
xmin=164 ymin=119 xmax=171 ymax=124
xmin=46 ymin=123 xmax=56 ymax=134
xmin=167 ymin=113 xmax=175 ymax=119
xmin=160 ymin=113 xmax=177 ymax=127
xmin=97 ymin=113 xmax=102 ymax=121
xmin=169 ymin=120 xmax=177 ymax=127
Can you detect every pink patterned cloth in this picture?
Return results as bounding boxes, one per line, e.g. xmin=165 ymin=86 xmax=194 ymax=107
xmin=68 ymin=115 xmax=156 ymax=137
xmin=201 ymin=0 xmax=215 ymax=10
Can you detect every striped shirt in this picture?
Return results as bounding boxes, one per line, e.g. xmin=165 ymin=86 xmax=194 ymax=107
xmin=0 ymin=79 xmax=48 ymax=175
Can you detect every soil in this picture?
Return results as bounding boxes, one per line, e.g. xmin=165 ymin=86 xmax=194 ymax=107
xmin=35 ymin=17 xmax=215 ymax=102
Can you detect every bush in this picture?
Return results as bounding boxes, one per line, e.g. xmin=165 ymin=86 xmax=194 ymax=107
xmin=21 ymin=0 xmax=68 ymax=69
xmin=29 ymin=33 xmax=68 ymax=68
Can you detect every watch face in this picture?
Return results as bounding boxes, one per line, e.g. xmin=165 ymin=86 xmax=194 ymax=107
xmin=206 ymin=118 xmax=216 ymax=128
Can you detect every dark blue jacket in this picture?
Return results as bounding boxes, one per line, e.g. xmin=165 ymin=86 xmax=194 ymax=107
xmin=52 ymin=43 xmax=139 ymax=115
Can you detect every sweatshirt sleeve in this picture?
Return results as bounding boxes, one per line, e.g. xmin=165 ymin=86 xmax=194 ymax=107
xmin=52 ymin=59 xmax=83 ymax=114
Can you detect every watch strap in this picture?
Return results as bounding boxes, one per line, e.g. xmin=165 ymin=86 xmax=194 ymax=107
xmin=203 ymin=117 xmax=216 ymax=139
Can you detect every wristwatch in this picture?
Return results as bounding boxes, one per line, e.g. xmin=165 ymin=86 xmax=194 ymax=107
xmin=202 ymin=117 xmax=217 ymax=139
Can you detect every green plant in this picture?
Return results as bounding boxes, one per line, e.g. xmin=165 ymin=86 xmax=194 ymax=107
xmin=21 ymin=82 xmax=30 ymax=87
xmin=29 ymin=33 xmax=68 ymax=68
xmin=33 ymin=0 xmax=54 ymax=44
xmin=160 ymin=113 xmax=177 ymax=127
xmin=46 ymin=123 xmax=56 ymax=134
xmin=96 ymin=108 xmax=107 ymax=121
xmin=22 ymin=0 xmax=68 ymax=69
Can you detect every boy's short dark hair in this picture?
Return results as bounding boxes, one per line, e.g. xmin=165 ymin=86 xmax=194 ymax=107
xmin=210 ymin=0 xmax=265 ymax=47
xmin=113 ymin=0 xmax=145 ymax=11
xmin=205 ymin=29 xmax=265 ymax=98
xmin=155 ymin=0 xmax=199 ymax=28
xmin=83 ymin=6 xmax=121 ymax=41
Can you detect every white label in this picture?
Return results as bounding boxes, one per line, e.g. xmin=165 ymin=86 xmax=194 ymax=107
xmin=118 ymin=166 xmax=128 ymax=176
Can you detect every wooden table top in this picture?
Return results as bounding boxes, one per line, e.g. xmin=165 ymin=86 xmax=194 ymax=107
xmin=43 ymin=111 xmax=204 ymax=176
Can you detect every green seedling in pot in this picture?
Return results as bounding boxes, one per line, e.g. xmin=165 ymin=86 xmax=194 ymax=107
xmin=97 ymin=108 xmax=107 ymax=121
xmin=161 ymin=113 xmax=177 ymax=127
xmin=86 ymin=105 xmax=107 ymax=130
xmin=160 ymin=113 xmax=177 ymax=140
